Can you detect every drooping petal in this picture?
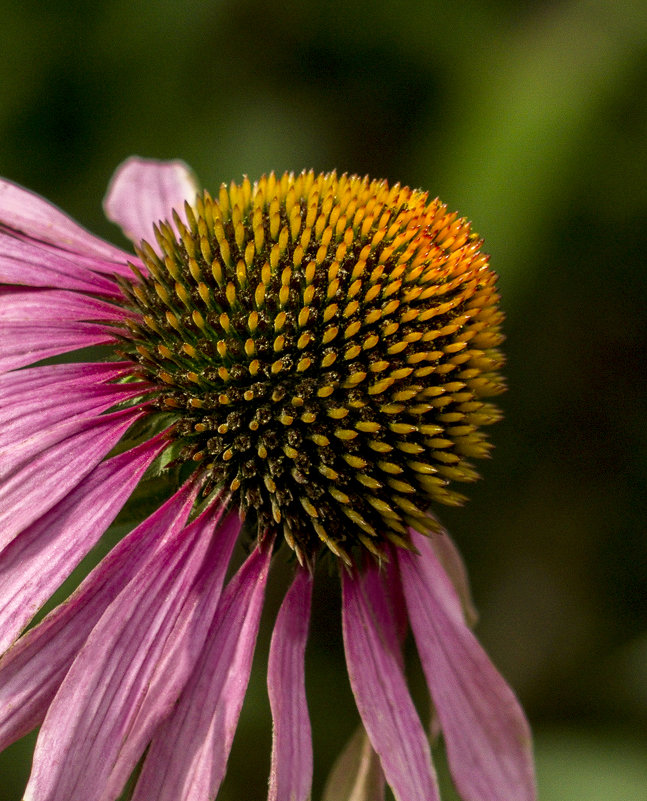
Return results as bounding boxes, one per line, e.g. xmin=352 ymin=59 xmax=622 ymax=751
xmin=0 ymin=435 xmax=167 ymax=652
xmin=0 ymin=177 xmax=130 ymax=263
xmin=342 ymin=564 xmax=441 ymax=801
xmin=0 ymin=230 xmax=128 ymax=294
xmin=23 ymin=500 xmax=236 ymax=801
xmin=131 ymin=542 xmax=273 ymax=801
xmin=398 ymin=533 xmax=536 ymax=801
xmin=0 ymin=479 xmax=199 ymax=751
xmin=381 ymin=552 xmax=409 ymax=646
xmin=322 ymin=726 xmax=386 ymax=801
xmin=0 ymin=408 xmax=144 ymax=551
xmin=268 ymin=567 xmax=313 ymax=801
xmin=104 ymin=157 xmax=198 ymax=246
xmin=102 ymin=505 xmax=241 ymax=799
xmin=427 ymin=529 xmax=479 ymax=627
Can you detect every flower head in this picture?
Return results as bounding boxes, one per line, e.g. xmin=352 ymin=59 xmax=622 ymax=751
xmin=114 ymin=169 xmax=504 ymax=566
xmin=0 ymin=157 xmax=535 ymax=801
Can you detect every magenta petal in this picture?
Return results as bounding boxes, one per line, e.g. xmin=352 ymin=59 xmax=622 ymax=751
xmin=0 ymin=436 xmax=166 ymax=653
xmin=0 ymin=409 xmax=122 ymax=479
xmin=0 ymin=381 xmax=147 ymax=449
xmin=342 ymin=564 xmax=441 ymax=801
xmin=0 ymin=230 xmax=126 ymax=295
xmin=0 ymin=288 xmax=132 ymax=323
xmin=398 ymin=535 xmax=536 ymax=801
xmin=0 ymin=361 xmax=143 ymax=444
xmin=131 ymin=542 xmax=273 ymax=801
xmin=104 ymin=157 xmax=198 ymax=246
xmin=268 ymin=567 xmax=313 ymax=801
xmin=0 ymin=177 xmax=130 ymax=263
xmin=0 ymin=408 xmax=143 ymax=551
xmin=0 ymin=361 xmax=133 ymax=399
xmin=0 ymin=321 xmax=115 ymax=373
xmin=9 ymin=234 xmax=138 ymax=277
xmin=0 ymin=479 xmax=199 ymax=751
xmin=23 ymin=501 xmax=235 ymax=801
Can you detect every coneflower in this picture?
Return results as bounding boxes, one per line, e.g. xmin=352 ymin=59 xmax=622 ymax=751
xmin=0 ymin=157 xmax=535 ymax=801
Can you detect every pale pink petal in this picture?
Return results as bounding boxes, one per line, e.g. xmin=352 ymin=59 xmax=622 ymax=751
xmin=0 ymin=381 xmax=148 ymax=448
xmin=398 ymin=534 xmax=536 ymax=801
xmin=0 ymin=479 xmax=199 ymax=750
xmin=104 ymin=157 xmax=198 ymax=246
xmin=0 ymin=230 xmax=129 ymax=293
xmin=0 ymin=177 xmax=130 ymax=263
xmin=131 ymin=542 xmax=273 ymax=801
xmin=427 ymin=528 xmax=479 ymax=627
xmin=102 ymin=505 xmax=240 ymax=798
xmin=322 ymin=726 xmax=386 ymax=801
xmin=0 ymin=321 xmax=116 ymax=373
xmin=23 ymin=501 xmax=235 ymax=801
xmin=342 ymin=564 xmax=441 ymax=801
xmin=0 ymin=408 xmax=144 ymax=552
xmin=268 ymin=567 xmax=313 ymax=801
xmin=0 ymin=435 xmax=167 ymax=652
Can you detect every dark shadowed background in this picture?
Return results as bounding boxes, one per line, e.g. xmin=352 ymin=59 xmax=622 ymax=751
xmin=1 ymin=0 xmax=646 ymax=799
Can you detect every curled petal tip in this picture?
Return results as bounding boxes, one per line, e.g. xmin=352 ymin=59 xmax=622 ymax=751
xmin=104 ymin=156 xmax=199 ymax=246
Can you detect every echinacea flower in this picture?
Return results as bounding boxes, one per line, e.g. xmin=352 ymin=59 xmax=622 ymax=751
xmin=0 ymin=157 xmax=536 ymax=801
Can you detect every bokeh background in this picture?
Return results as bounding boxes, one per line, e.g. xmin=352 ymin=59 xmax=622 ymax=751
xmin=1 ymin=0 xmax=646 ymax=799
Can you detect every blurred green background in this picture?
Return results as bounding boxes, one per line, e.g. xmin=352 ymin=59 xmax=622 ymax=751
xmin=1 ymin=0 xmax=646 ymax=798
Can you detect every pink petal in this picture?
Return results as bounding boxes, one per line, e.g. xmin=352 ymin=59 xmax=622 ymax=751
xmin=0 ymin=381 xmax=148 ymax=449
xmin=131 ymin=541 xmax=273 ymax=801
xmin=0 ymin=230 xmax=129 ymax=294
xmin=268 ymin=567 xmax=313 ymax=801
xmin=0 ymin=478 xmax=199 ymax=751
xmin=23 ymin=500 xmax=236 ymax=801
xmin=382 ymin=554 xmax=409 ymax=646
xmin=104 ymin=157 xmax=198 ymax=246
xmin=342 ymin=564 xmax=441 ymax=801
xmin=9 ymin=233 xmax=139 ymax=277
xmin=0 ymin=321 xmax=116 ymax=374
xmin=0 ymin=288 xmax=132 ymax=323
xmin=0 ymin=177 xmax=131 ymax=263
xmin=427 ymin=528 xmax=479 ymax=627
xmin=103 ymin=505 xmax=241 ymax=799
xmin=398 ymin=533 xmax=536 ymax=801
xmin=0 ymin=408 xmax=144 ymax=552
xmin=0 ymin=435 xmax=167 ymax=652
xmin=0 ymin=360 xmax=134 ymax=399
xmin=0 ymin=408 xmax=127 ymax=478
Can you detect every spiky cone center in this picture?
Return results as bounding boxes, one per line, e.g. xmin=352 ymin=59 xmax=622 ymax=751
xmin=118 ymin=171 xmax=505 ymax=566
